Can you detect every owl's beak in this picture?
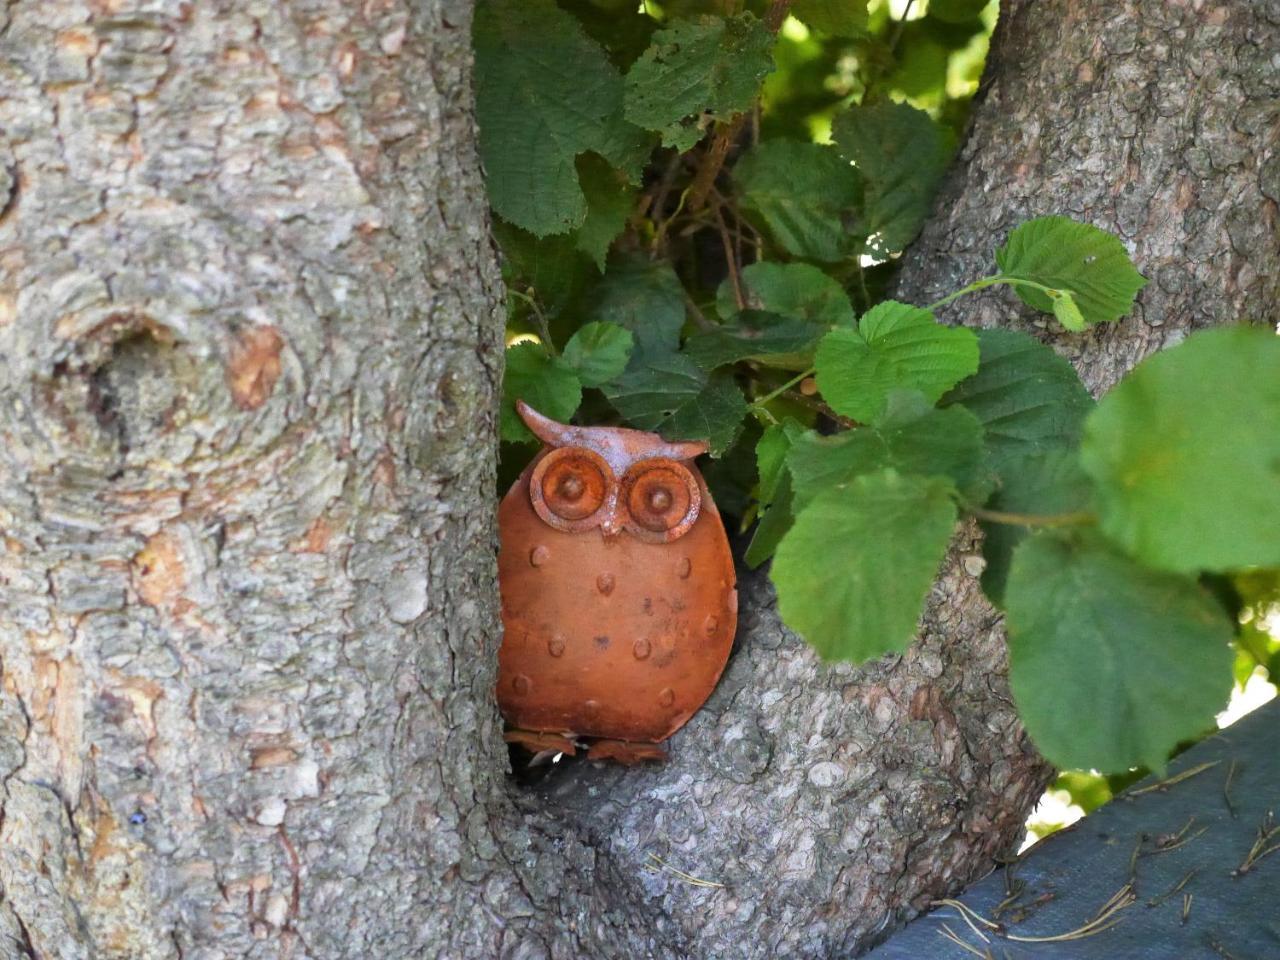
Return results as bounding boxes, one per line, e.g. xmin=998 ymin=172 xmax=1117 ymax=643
xmin=599 ymin=496 xmax=625 ymax=539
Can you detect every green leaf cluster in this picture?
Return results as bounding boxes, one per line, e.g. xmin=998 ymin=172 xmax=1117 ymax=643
xmin=476 ymin=1 xmax=1275 ymax=778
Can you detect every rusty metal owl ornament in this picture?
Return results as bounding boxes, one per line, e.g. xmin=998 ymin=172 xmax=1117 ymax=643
xmin=497 ymin=401 xmax=737 ymax=764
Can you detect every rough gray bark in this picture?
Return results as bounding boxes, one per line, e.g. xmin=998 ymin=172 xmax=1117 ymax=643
xmin=0 ymin=3 xmax=1276 ymax=960
xmin=898 ymin=0 xmax=1280 ymax=382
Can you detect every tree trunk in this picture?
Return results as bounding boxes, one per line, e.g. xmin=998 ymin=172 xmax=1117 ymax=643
xmin=0 ymin=3 xmax=1275 ymax=960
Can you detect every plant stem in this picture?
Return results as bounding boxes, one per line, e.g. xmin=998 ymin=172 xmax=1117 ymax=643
xmin=751 ymin=367 xmax=814 ymax=408
xmin=508 ymin=289 xmax=557 ymax=356
xmin=968 ymin=507 xmax=1095 ymax=528
xmin=927 ymin=275 xmax=1064 ymax=312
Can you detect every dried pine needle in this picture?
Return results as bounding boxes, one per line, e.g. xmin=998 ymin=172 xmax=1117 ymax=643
xmin=644 ymin=852 xmax=724 ymax=888
xmin=1128 ymin=761 xmax=1219 ymax=797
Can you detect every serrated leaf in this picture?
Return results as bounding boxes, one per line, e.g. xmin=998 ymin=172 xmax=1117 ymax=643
xmin=1079 ymin=326 xmax=1280 ymax=572
xmin=561 ymin=322 xmax=634 ymax=387
xmin=814 ymin=301 xmax=979 ymax=423
xmin=715 ymin=262 xmax=854 ymax=327
xmin=831 ymin=100 xmax=951 ymax=254
xmin=745 ymin=468 xmax=795 ymax=568
xmin=979 ymin=448 xmax=1092 ymax=606
xmin=590 ymin=253 xmax=687 ymax=358
xmin=493 ymin=219 xmax=595 ymax=316
xmin=995 ymin=216 xmax=1147 ymax=325
xmin=772 ymin=470 xmax=957 ymax=661
xmin=575 ymin=153 xmax=636 ymax=269
xmin=683 ymin=310 xmax=826 ymax=370
xmin=941 ymin=329 xmax=1094 ymax=472
xmin=501 ymin=343 xmax=582 ymax=442
xmin=624 ymin=13 xmax=775 ymax=151
xmin=788 ymin=393 xmax=991 ymax=508
xmin=659 ymin=371 xmax=748 ymax=456
xmin=604 ymin=351 xmax=704 ymax=422
xmin=755 ymin=420 xmax=797 ymax=506
xmin=474 ymin=0 xmax=646 ymax=236
xmin=1006 ymin=529 xmax=1234 ymax=773
xmin=735 ymin=140 xmax=862 ymax=262
xmin=791 ymin=0 xmax=869 ymax=36
xmin=603 ymin=355 xmax=746 ymax=455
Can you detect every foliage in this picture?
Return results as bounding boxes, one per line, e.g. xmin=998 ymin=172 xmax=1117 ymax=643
xmin=474 ymin=0 xmax=1279 ymax=775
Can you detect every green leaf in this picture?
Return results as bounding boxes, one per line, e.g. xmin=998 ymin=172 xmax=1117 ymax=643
xmin=995 ymin=216 xmax=1147 ymax=325
xmin=574 ymin=153 xmax=636 ymax=270
xmin=772 ymin=470 xmax=957 ymax=661
xmin=814 ymin=301 xmax=979 ymax=423
xmin=928 ymin=0 xmax=991 ymax=23
xmin=1079 ymin=326 xmax=1280 ymax=572
xmin=660 ymin=371 xmax=749 ymax=456
xmin=590 ymin=253 xmax=687 ymax=358
xmin=1005 ymin=529 xmax=1234 ymax=773
xmin=755 ymin=420 xmax=797 ymax=506
xmin=715 ymin=262 xmax=854 ymax=327
xmin=1050 ymin=289 xmax=1086 ymax=332
xmin=604 ymin=351 xmax=704 ymax=423
xmin=493 ymin=220 xmax=595 ymax=316
xmin=745 ymin=469 xmax=795 ymax=568
xmin=735 ymin=140 xmax=862 ymax=262
xmin=683 ymin=310 xmax=826 ymax=370
xmin=791 ymin=0 xmax=869 ymax=36
xmin=941 ymin=329 xmax=1093 ymax=472
xmin=501 ymin=343 xmax=582 ymax=442
xmin=624 ymin=13 xmax=775 ymax=151
xmin=561 ymin=322 xmax=634 ymax=387
xmin=474 ymin=0 xmax=645 ymax=236
xmin=788 ymin=393 xmax=991 ymax=508
xmin=831 ymin=100 xmax=952 ymax=254
xmin=603 ymin=355 xmax=746 ymax=455
xmin=978 ymin=448 xmax=1092 ymax=607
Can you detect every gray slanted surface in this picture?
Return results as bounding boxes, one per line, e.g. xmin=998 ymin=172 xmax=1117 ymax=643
xmin=865 ymin=699 xmax=1280 ymax=960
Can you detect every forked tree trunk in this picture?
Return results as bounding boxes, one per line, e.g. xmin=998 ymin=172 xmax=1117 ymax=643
xmin=0 ymin=2 xmax=1275 ymax=960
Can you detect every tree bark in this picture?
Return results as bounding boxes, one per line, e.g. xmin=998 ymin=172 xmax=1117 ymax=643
xmin=0 ymin=3 xmax=1275 ymax=960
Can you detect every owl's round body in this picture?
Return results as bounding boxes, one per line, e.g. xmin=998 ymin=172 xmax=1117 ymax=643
xmin=496 ymin=403 xmax=737 ymax=756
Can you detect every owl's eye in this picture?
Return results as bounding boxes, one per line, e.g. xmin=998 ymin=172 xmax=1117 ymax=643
xmin=529 ymin=447 xmax=612 ymax=528
xmin=622 ymin=459 xmax=701 ymax=542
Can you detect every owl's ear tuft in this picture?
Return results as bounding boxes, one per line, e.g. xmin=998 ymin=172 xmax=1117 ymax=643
xmin=516 ymin=400 xmax=576 ymax=447
xmin=653 ymin=438 xmax=710 ymax=461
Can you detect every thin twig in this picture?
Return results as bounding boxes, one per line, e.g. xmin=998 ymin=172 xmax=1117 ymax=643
xmin=712 ymin=198 xmax=747 ymax=310
xmin=686 ymin=0 xmax=792 ymax=213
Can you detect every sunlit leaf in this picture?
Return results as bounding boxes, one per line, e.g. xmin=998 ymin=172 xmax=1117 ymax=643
xmin=1080 ymin=326 xmax=1280 ymax=571
xmin=996 ymin=216 xmax=1147 ymax=325
xmin=772 ymin=471 xmax=957 ymax=660
xmin=815 ymin=301 xmax=978 ymax=423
